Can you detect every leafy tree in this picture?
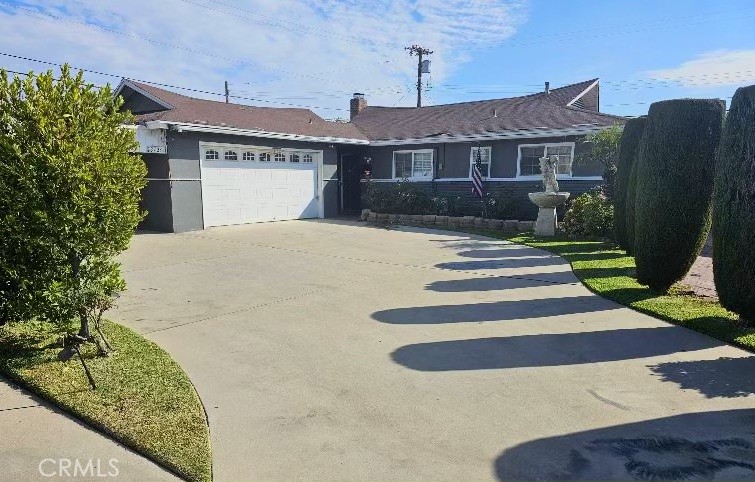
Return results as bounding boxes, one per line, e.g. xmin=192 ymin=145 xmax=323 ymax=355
xmin=615 ymin=116 xmax=647 ymax=252
xmin=712 ymin=84 xmax=755 ymax=324
xmin=633 ymin=99 xmax=724 ymax=292
xmin=575 ymin=123 xmax=623 ymax=200
xmin=0 ymin=66 xmax=145 ymax=347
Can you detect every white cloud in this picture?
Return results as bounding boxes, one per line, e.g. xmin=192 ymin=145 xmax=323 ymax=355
xmin=0 ymin=0 xmax=526 ymax=118
xmin=645 ymin=50 xmax=755 ymax=88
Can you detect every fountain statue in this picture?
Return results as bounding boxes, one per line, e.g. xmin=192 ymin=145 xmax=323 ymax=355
xmin=527 ymin=155 xmax=570 ymax=236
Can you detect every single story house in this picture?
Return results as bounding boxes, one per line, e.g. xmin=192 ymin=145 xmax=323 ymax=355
xmin=116 ymin=78 xmax=623 ymax=232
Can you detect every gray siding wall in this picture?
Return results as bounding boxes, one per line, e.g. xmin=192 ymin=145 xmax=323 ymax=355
xmin=138 ymin=154 xmax=172 ymax=232
xmin=139 ymin=181 xmax=173 ymax=232
xmin=365 ymin=135 xmax=602 ymax=180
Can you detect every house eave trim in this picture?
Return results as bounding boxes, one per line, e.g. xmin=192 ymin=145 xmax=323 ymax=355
xmin=566 ymin=79 xmax=600 ymax=107
xmin=368 ymin=126 xmax=608 ymax=146
xmin=115 ymin=79 xmax=174 ymax=110
xmin=145 ymin=120 xmax=369 ymax=145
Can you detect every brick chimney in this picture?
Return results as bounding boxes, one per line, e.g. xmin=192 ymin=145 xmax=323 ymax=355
xmin=350 ymin=93 xmax=367 ymax=120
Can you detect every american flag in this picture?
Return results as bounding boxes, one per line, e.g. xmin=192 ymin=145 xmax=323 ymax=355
xmin=471 ymin=147 xmax=484 ymax=198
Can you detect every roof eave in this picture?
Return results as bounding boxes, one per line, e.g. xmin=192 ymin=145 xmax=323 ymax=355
xmin=114 ymin=79 xmax=175 ymax=110
xmin=368 ymin=125 xmax=614 ymax=146
xmin=565 ymin=79 xmax=600 ymax=107
xmin=145 ymin=120 xmax=369 ymax=145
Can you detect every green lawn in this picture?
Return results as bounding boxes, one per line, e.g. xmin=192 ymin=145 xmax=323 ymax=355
xmin=0 ymin=319 xmax=212 ymax=481
xmin=483 ymin=232 xmax=755 ymax=352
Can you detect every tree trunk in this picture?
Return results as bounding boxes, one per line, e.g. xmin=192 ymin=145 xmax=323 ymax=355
xmin=69 ymin=251 xmax=89 ymax=338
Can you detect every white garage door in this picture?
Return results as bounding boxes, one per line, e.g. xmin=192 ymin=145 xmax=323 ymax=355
xmin=200 ymin=143 xmax=321 ymax=228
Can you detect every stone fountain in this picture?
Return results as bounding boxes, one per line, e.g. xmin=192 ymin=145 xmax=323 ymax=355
xmin=528 ymin=155 xmax=570 ymax=236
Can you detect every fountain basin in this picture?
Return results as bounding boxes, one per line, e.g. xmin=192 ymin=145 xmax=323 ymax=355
xmin=528 ymin=192 xmax=570 ymax=237
xmin=528 ymin=192 xmax=570 ymax=208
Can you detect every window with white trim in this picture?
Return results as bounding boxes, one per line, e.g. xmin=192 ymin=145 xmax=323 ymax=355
xmin=205 ymin=149 xmax=219 ymax=160
xmin=224 ymin=150 xmax=238 ymax=161
xmin=302 ymin=153 xmax=313 ymax=163
xmin=242 ymin=151 xmax=255 ymax=161
xmin=469 ymin=146 xmax=492 ymax=178
xmin=290 ymin=153 xmax=300 ymax=163
xmin=274 ymin=151 xmax=286 ymax=162
xmin=518 ymin=143 xmax=574 ymax=177
xmin=259 ymin=152 xmax=271 ymax=162
xmin=393 ymin=150 xmax=433 ymax=179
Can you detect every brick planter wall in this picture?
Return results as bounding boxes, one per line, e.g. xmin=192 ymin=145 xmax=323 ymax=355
xmin=361 ymin=209 xmax=533 ymax=232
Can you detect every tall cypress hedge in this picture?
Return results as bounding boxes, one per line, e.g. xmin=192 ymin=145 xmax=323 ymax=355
xmin=634 ymin=99 xmax=725 ymax=292
xmin=712 ymin=85 xmax=755 ymax=323
xmin=615 ymin=116 xmax=646 ymax=252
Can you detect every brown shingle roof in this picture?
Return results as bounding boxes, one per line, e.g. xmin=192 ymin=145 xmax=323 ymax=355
xmin=120 ymin=78 xmax=622 ymax=144
xmin=351 ymin=79 xmax=624 ymax=141
xmin=123 ymin=81 xmax=368 ymax=141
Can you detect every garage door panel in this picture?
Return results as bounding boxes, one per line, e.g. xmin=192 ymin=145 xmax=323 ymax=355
xmin=201 ymin=152 xmax=319 ymax=228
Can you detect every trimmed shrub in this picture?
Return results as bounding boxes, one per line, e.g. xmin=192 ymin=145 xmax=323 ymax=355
xmin=562 ymin=187 xmax=613 ymax=237
xmin=430 ymin=194 xmax=462 ymax=216
xmin=0 ymin=67 xmax=145 ymax=334
xmin=615 ymin=116 xmax=647 ymax=252
xmin=712 ymin=84 xmax=755 ymax=323
xmin=634 ymin=99 xmax=725 ymax=292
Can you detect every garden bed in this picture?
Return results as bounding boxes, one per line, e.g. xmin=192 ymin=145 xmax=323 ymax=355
xmin=0 ymin=319 xmax=212 ymax=481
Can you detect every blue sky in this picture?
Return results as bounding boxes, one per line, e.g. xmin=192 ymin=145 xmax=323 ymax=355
xmin=430 ymin=0 xmax=755 ymax=115
xmin=0 ymin=0 xmax=753 ymax=118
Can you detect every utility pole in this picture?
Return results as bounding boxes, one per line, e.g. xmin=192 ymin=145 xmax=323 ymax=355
xmin=224 ymin=80 xmax=229 ymax=103
xmin=405 ymin=45 xmax=433 ymax=107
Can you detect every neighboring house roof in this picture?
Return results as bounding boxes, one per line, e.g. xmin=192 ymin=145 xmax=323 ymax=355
xmin=115 ymin=80 xmax=368 ymax=143
xmin=351 ymin=79 xmax=624 ymax=143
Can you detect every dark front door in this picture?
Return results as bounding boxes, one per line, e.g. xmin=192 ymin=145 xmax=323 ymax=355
xmin=341 ymin=154 xmax=362 ymax=213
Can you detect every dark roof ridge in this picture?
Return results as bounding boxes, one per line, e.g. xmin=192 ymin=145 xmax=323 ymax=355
xmin=360 ymin=78 xmax=600 ymax=111
xmin=126 ymin=80 xmax=322 ymax=116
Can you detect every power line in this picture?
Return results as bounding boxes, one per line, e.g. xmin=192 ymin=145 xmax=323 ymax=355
xmin=0 ymin=0 xmax=343 ymax=85
xmin=0 ymin=53 xmax=348 ymax=112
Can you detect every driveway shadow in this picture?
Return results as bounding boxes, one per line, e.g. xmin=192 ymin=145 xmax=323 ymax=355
xmin=390 ymin=327 xmax=717 ymax=371
xmin=426 ymin=273 xmax=577 ymax=292
xmin=493 ymin=409 xmax=755 ymax=480
xmin=437 ymin=258 xmax=567 ymax=271
xmin=649 ymin=356 xmax=755 ymax=398
xmin=372 ymin=295 xmax=616 ymax=324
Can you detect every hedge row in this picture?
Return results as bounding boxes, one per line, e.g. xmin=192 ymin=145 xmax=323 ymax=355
xmin=615 ymin=116 xmax=646 ymax=253
xmin=633 ymin=99 xmax=725 ymax=292
xmin=712 ymin=85 xmax=755 ymax=321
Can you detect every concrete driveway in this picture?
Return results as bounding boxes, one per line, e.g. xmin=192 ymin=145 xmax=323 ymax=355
xmin=113 ymin=220 xmax=755 ymax=481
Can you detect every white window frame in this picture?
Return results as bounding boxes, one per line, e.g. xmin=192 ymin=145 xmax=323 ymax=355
xmin=242 ymin=151 xmax=255 ymax=161
xmin=392 ymin=149 xmax=434 ymax=180
xmin=274 ymin=151 xmax=286 ymax=163
xmin=224 ymin=150 xmax=238 ymax=161
xmin=302 ymin=153 xmax=313 ymax=163
xmin=516 ymin=142 xmax=575 ymax=179
xmin=204 ymin=149 xmax=219 ymax=160
xmin=469 ymin=146 xmax=492 ymax=179
xmin=259 ymin=152 xmax=271 ymax=162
